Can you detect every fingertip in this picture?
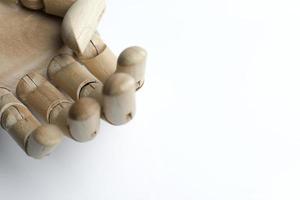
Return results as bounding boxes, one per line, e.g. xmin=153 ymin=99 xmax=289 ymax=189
xmin=117 ymin=46 xmax=147 ymax=90
xmin=68 ymin=98 xmax=100 ymax=142
xmin=26 ymin=124 xmax=63 ymax=159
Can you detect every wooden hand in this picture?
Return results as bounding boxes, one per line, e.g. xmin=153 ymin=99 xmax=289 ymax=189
xmin=0 ymin=0 xmax=147 ymax=159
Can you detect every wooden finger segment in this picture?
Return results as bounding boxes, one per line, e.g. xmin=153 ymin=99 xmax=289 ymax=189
xmin=76 ymin=33 xmax=117 ymax=83
xmin=62 ymin=0 xmax=106 ymax=52
xmin=80 ymin=82 xmax=103 ymax=105
xmin=0 ymin=88 xmax=62 ymax=158
xmin=2 ymin=0 xmax=148 ymax=158
xmin=0 ymin=88 xmax=38 ymax=150
xmin=117 ymin=46 xmax=147 ymax=90
xmin=26 ymin=124 xmax=63 ymax=159
xmin=16 ymin=73 xmax=100 ymax=142
xmin=68 ymin=98 xmax=100 ymax=142
xmin=43 ymin=0 xmax=76 ymax=17
xmin=2 ymin=106 xmax=38 ymax=150
xmin=102 ymin=73 xmax=136 ymax=125
xmin=16 ymin=73 xmax=72 ymax=123
xmin=48 ymin=54 xmax=103 ymax=104
xmin=20 ymin=0 xmax=76 ymax=17
xmin=16 ymin=73 xmax=72 ymax=137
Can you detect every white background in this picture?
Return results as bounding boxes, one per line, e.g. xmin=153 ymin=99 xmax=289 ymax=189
xmin=1 ymin=0 xmax=300 ymax=199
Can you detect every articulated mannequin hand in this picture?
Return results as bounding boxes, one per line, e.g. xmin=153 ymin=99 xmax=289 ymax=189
xmin=0 ymin=0 xmax=147 ymax=159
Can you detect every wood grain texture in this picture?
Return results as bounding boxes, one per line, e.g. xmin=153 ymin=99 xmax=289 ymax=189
xmin=0 ymin=0 xmax=146 ymax=158
xmin=62 ymin=0 xmax=106 ymax=53
xmin=76 ymin=33 xmax=117 ymax=83
xmin=47 ymin=54 xmax=102 ymax=103
xmin=0 ymin=2 xmax=62 ymax=92
xmin=0 ymin=88 xmax=38 ymax=151
xmin=0 ymin=88 xmax=63 ymax=158
xmin=16 ymin=73 xmax=100 ymax=142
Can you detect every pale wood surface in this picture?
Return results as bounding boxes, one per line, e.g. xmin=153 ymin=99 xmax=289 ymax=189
xmin=48 ymin=54 xmax=99 ymax=100
xmin=0 ymin=2 xmax=62 ymax=92
xmin=68 ymin=98 xmax=100 ymax=142
xmin=20 ymin=0 xmax=76 ymax=16
xmin=0 ymin=88 xmax=63 ymax=159
xmin=0 ymin=0 xmax=145 ymax=158
xmin=0 ymin=1 xmax=109 ymax=92
xmin=0 ymin=88 xmax=38 ymax=150
xmin=62 ymin=0 xmax=106 ymax=53
xmin=102 ymin=73 xmax=136 ymax=125
xmin=43 ymin=0 xmax=76 ymax=17
xmin=26 ymin=124 xmax=63 ymax=159
xmin=116 ymin=46 xmax=147 ymax=90
xmin=17 ymin=73 xmax=100 ymax=142
xmin=76 ymin=33 xmax=117 ymax=83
